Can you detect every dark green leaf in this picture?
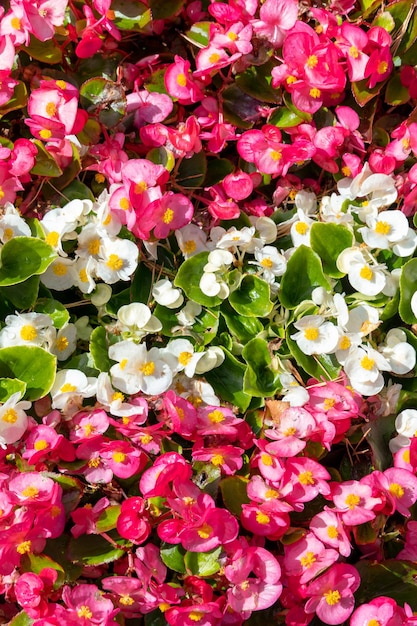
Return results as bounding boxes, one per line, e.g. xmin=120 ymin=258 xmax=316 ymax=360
xmin=279 ymin=245 xmax=331 ymax=309
xmin=23 ymin=35 xmax=62 ymax=63
xmin=35 ymin=298 xmax=70 ymax=329
xmin=176 ymin=151 xmax=207 ymax=190
xmin=0 ymin=237 xmax=56 ymax=286
xmin=31 ymin=141 xmax=63 ymax=177
xmin=68 ymin=532 xmax=129 ymax=566
xmin=229 ymin=275 xmax=273 ymax=317
xmin=310 ymin=222 xmax=354 ymax=278
xmin=184 ymin=21 xmax=211 ymax=47
xmin=42 ymin=536 xmax=83 ymax=583
xmin=286 ymin=332 xmax=341 ymax=381
xmin=205 ymin=348 xmax=252 ymax=411
xmin=112 ymin=0 xmax=152 ymax=30
xmin=0 ymin=81 xmax=28 ymax=116
xmin=21 ymin=552 xmax=65 ymax=588
xmin=204 ymin=158 xmax=234 ymax=187
xmin=80 ymin=78 xmax=127 ymax=128
xmin=399 ymin=258 xmax=417 ymax=324
xmin=221 ymin=302 xmax=264 ymax=343
xmin=0 ymin=275 xmax=40 ymax=309
xmin=356 ymin=560 xmax=417 ymax=609
xmin=269 ymin=106 xmax=304 ymax=128
xmin=149 ymin=0 xmax=185 ymax=19
xmin=352 ymin=78 xmax=385 ymax=107
xmin=219 ymin=476 xmax=250 ymax=516
xmin=96 ymin=505 xmax=121 ymax=532
xmin=242 ymin=337 xmax=281 ymax=397
xmin=0 ymin=346 xmax=56 ymax=400
xmin=385 ymin=73 xmax=410 ymax=105
xmin=160 ymin=542 xmax=186 ymax=573
xmin=236 ymin=67 xmax=280 ymax=104
xmin=184 ymin=547 xmax=221 ymax=576
xmin=90 ymin=326 xmax=112 ymax=372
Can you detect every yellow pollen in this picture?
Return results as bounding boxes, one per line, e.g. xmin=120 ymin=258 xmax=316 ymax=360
xmin=211 ymin=454 xmax=224 ymax=466
xmin=315 ymin=24 xmax=324 ymax=33
xmin=79 ymin=268 xmax=88 ymax=283
xmin=88 ymin=238 xmax=100 ymax=255
xmin=339 ymin=336 xmax=351 ymax=351
xmin=265 ymin=488 xmax=279 ymax=499
xmin=177 ymin=407 xmax=184 ymax=421
xmin=56 ymin=336 xmax=69 ymax=351
xmin=162 ymin=208 xmax=174 ymax=224
xmin=135 ymin=181 xmax=147 ymax=194
xmin=20 ymin=325 xmax=38 ymax=341
xmin=228 ymin=31 xmax=238 ymax=40
xmin=45 ymin=102 xmax=57 ymax=117
xmin=120 ymin=595 xmax=134 ymax=606
xmin=368 ymin=621 xmax=381 ymax=626
xmin=323 ymin=398 xmax=336 ymax=411
xmin=140 ymin=434 xmax=153 ymax=444
xmin=56 ymin=80 xmax=67 ymax=89
xmin=360 ymin=265 xmax=373 ymax=281
xmin=287 ymin=75 xmax=297 ymax=84
xmin=2 ymin=408 xmax=18 ymax=424
xmin=349 ymin=45 xmax=359 ymax=58
xmin=103 ymin=214 xmax=111 ymax=226
xmin=324 ymin=590 xmax=341 ymax=605
xmin=39 ymin=129 xmax=52 ymax=140
xmin=360 ymin=355 xmax=375 ymax=371
xmin=77 ymin=606 xmax=93 ymax=619
xmin=22 ymin=486 xmax=39 ymax=498
xmin=261 ymin=453 xmax=273 ymax=466
xmin=295 ymin=221 xmax=309 ymax=235
xmin=178 ymin=351 xmax=192 ymax=366
xmin=256 ymin=510 xmax=270 ymax=525
xmin=122 ymin=416 xmax=130 ymax=425
xmin=95 ymin=173 xmax=105 ymax=183
xmin=53 ymin=263 xmax=68 ymax=276
xmin=300 ymin=551 xmax=317 ymax=568
xmin=52 ymin=505 xmax=62 ymax=518
xmin=119 ymin=197 xmax=130 ymax=210
xmin=159 ymin=603 xmax=170 ymax=613
xmin=345 ymin=493 xmax=360 ymax=509
xmin=183 ymin=240 xmax=196 ymax=254
xmin=113 ymin=451 xmax=126 ymax=463
xmin=270 ymin=149 xmax=282 ymax=161
xmin=375 ymin=221 xmax=390 ymax=235
xmin=304 ymin=327 xmax=319 ymax=341
xmin=34 ymin=439 xmax=48 ymax=451
xmin=141 ymin=361 xmax=155 ymax=376
xmin=106 ymin=254 xmax=124 ymax=271
xmin=260 ymin=257 xmax=273 ymax=269
xmin=307 ymin=54 xmax=318 ymax=68
xmin=377 ymin=61 xmax=388 ymax=74
xmin=403 ymin=449 xmax=411 ymax=463
xmin=17 ymin=541 xmax=32 ymax=555
xmin=88 ymin=457 xmax=101 ymax=468
xmin=389 ymin=483 xmax=404 ymax=498
xmin=46 ymin=231 xmax=59 ymax=246
xmin=284 ymin=427 xmax=297 ymax=436
xmin=177 ymin=73 xmax=187 ymax=87
xmin=189 ymin=611 xmax=204 ymax=622
xmin=60 ymin=383 xmax=77 ymax=393
xmin=209 ymin=53 xmax=221 ymax=64
xmin=402 ymin=138 xmax=411 ymax=150
xmin=197 ymin=523 xmax=213 ymax=539
xmin=84 ymin=423 xmax=96 ymax=436
xmin=299 ymin=470 xmax=315 ymax=485
xmin=119 ymin=359 xmax=128 ymax=370
xmin=112 ymin=392 xmax=124 ymax=402
xmin=3 ymin=227 xmax=13 ymax=241
xmin=11 ymin=16 xmax=21 ymax=30
xmin=207 ymin=409 xmax=225 ymax=423
xmin=342 ymin=166 xmax=351 ymax=177
xmin=309 ymin=87 xmax=321 ymax=99
xmin=327 ymin=525 xmax=339 ymax=539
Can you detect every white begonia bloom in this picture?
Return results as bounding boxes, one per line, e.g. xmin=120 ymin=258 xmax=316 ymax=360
xmin=152 ymin=279 xmax=184 ymax=309
xmin=0 ymin=392 xmax=31 ymax=448
xmin=311 ymin=289 xmax=349 ymax=328
xmin=117 ymin=303 xmax=162 ymax=339
xmin=109 ymin=341 xmax=176 ymax=395
xmin=337 ymin=247 xmax=386 ymax=296
xmin=163 ymin=338 xmax=205 ymax=377
xmin=392 ymin=228 xmax=417 ymax=257
xmin=76 ymin=223 xmax=107 ymax=260
xmin=378 ymin=329 xmax=416 ymax=375
xmin=334 ymin=331 xmax=362 ymax=366
xmin=176 ymin=223 xmax=209 ymax=258
xmin=73 ymin=257 xmax=97 ymax=294
xmin=203 ymin=249 xmax=234 ymax=273
xmin=60 ymin=198 xmax=93 ymax=226
xmin=41 ymin=257 xmax=77 ymax=291
xmin=200 ymin=249 xmax=233 ymax=299
xmin=195 ymin=346 xmax=225 ymax=374
xmin=175 ymin=301 xmax=202 ymax=328
xmin=199 ymin=272 xmax=229 ymax=298
xmin=290 ymin=208 xmax=314 ymax=247
xmin=279 ymin=373 xmax=309 ymax=407
xmin=344 ymin=345 xmax=391 ymax=396
xmin=50 ymin=369 xmax=98 ymax=412
xmin=390 ymin=408 xmax=417 ymax=453
xmin=0 ymin=312 xmax=54 ymax=349
xmin=91 ymin=284 xmax=112 ymax=307
xmin=295 ymin=190 xmax=317 ymax=213
xmin=358 ymin=210 xmax=409 ymax=250
xmin=215 ymin=226 xmax=255 ymax=251
xmin=411 ymin=291 xmax=417 ymax=319
xmin=96 ymin=372 xmax=146 ymax=418
xmin=95 ymin=237 xmax=138 ymax=284
xmin=0 ymin=204 xmax=32 ymax=242
xmin=249 ymin=216 xmax=277 ymax=245
xmin=251 ymin=246 xmax=287 ymax=283
xmin=320 ymin=194 xmax=353 ymax=224
xmin=338 ymin=163 xmax=397 ymax=216
xmin=173 ymin=374 xmax=220 ymax=406
xmin=344 ymin=304 xmax=380 ymax=337
xmin=50 ymin=324 xmax=77 ymax=361
xmin=290 ymin=315 xmax=339 ymax=356
xmin=94 ymin=192 xmax=122 ymax=237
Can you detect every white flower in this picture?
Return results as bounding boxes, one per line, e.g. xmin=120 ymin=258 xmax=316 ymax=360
xmin=337 ymin=247 xmax=387 ymax=296
xmin=200 ymin=272 xmax=229 ymax=298
xmin=41 ymin=257 xmax=77 ymax=291
xmin=194 ymin=346 xmax=225 ymax=374
xmin=279 ymin=372 xmax=309 ymax=407
xmin=344 ymin=345 xmax=391 ymax=396
xmin=0 ymin=203 xmax=31 ymax=243
xmin=172 ymin=374 xmax=220 ymax=406
xmin=152 ymin=279 xmax=184 ymax=309
xmin=344 ymin=304 xmax=380 ymax=337
xmin=251 ymin=246 xmax=287 ymax=283
xmin=320 ymin=194 xmax=353 ymax=224
xmin=175 ymin=301 xmax=202 ymax=328
xmin=215 ymin=226 xmax=255 ymax=251
xmin=95 ymin=237 xmax=138 ymax=284
xmin=50 ymin=324 xmax=77 ymax=361
xmin=290 ymin=209 xmax=314 ymax=247
xmin=392 ymin=228 xmax=417 ymax=257
xmin=176 ymin=223 xmax=209 ymax=258
xmin=358 ymin=210 xmax=409 ymax=250
xmin=117 ymin=303 xmax=162 ymax=339
xmin=91 ymin=284 xmax=112 ymax=307
xmin=378 ymin=329 xmax=416 ymax=375
xmin=338 ymin=163 xmax=397 ymax=218
xmin=109 ymin=341 xmax=176 ymax=395
xmin=73 ymin=257 xmax=97 ymax=294
xmin=163 ymin=338 xmax=204 ymax=377
xmin=0 ymin=392 xmax=31 ymax=448
xmin=248 ymin=216 xmax=277 ymax=245
xmin=290 ymin=315 xmax=339 ymax=355
xmin=295 ymin=190 xmax=317 ymax=213
xmin=200 ymin=250 xmax=234 ymax=299
xmin=203 ymin=249 xmax=234 ymax=273
xmin=50 ymin=369 xmax=97 ymax=412
xmin=0 ymin=312 xmax=54 ymax=349
xmin=390 ymin=408 xmax=417 ymax=453
xmin=96 ymin=372 xmax=146 ymax=418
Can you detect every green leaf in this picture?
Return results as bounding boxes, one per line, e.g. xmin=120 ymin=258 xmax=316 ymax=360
xmin=42 ymin=536 xmax=83 ymax=583
xmin=90 ymin=326 xmax=112 ymax=372
xmin=68 ymin=532 xmax=129 ymax=566
xmin=352 ymin=78 xmax=385 ymax=107
xmin=45 ymin=473 xmax=84 ymax=515
xmin=0 ymin=81 xmax=28 ymax=117
xmin=31 ymin=141 xmax=63 ymax=177
xmin=269 ymin=106 xmax=304 ymax=128
xmin=399 ymin=258 xmax=417 ymax=324
xmin=0 ymin=236 xmax=56 ymax=286
xmin=149 ymin=0 xmax=185 ymax=19
xmin=385 ymin=73 xmax=410 ymax=105
xmin=0 ymin=378 xmax=26 ymax=402
xmin=221 ymin=302 xmax=264 ymax=343
xmin=184 ymin=21 xmax=211 ymax=47
xmin=174 ymin=252 xmax=222 ymax=308
xmin=0 ymin=275 xmax=40 ymax=309
xmin=204 ymin=158 xmax=235 ymax=187
xmin=310 ymin=222 xmax=354 ymax=278
xmin=144 ymin=610 xmax=170 ymax=626
xmin=355 ymin=560 xmax=417 ymax=609
xmin=96 ymin=505 xmax=121 ymax=532
xmin=184 ymin=547 xmax=222 ymax=577
xmin=222 ymin=84 xmax=260 ymax=129
xmin=76 ymin=118 xmax=102 ymax=146
xmin=385 ymin=0 xmax=417 ymax=53
xmin=236 ymin=66 xmax=280 ymax=104
xmin=43 ymin=142 xmax=81 ymax=194
xmin=8 ymin=612 xmax=33 ymax=626
xmin=131 ymin=263 xmax=154 ymax=305
xmin=160 ymin=542 xmax=186 ymax=573
xmin=176 ymin=151 xmax=207 ymax=190
xmin=112 ymin=0 xmax=152 ymax=30
xmin=286 ymin=332 xmax=341 ymax=381
xmin=219 ymin=476 xmax=250 ymax=516
xmin=21 ymin=552 xmax=65 ymax=587
xmin=279 ymin=245 xmax=331 ymax=309
xmin=23 ymin=35 xmax=62 ymax=63
xmin=283 ymin=92 xmax=313 ymax=122
xmin=80 ymin=78 xmax=127 ymax=128
xmin=205 ymin=348 xmax=251 ymax=411
xmin=35 ymin=298 xmax=70 ymax=329
xmin=372 ymin=10 xmax=396 ymax=30
xmin=0 ymin=346 xmax=56 ymax=401
xmin=147 ymin=147 xmax=175 ymax=171
xmin=229 ymin=275 xmax=273 ymax=317
xmin=242 ymin=338 xmax=281 ymax=397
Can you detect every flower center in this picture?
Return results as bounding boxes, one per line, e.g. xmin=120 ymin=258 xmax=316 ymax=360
xmin=107 ymin=254 xmax=124 ymax=271
xmin=2 ymin=408 xmax=18 ymax=423
xmin=22 ymin=486 xmax=39 ymax=498
xmin=189 ymin=611 xmax=204 ymax=622
xmin=34 ymin=439 xmax=49 ymax=451
xmin=360 ymin=355 xmax=375 ymax=371
xmin=377 ymin=61 xmax=388 ymax=74
xmin=60 ymin=383 xmax=77 ymax=393
xmin=256 ymin=510 xmax=270 ymax=525
xmin=163 ymin=208 xmax=174 ymax=224
xmin=45 ymin=101 xmax=57 ymax=117
xmin=17 ymin=540 xmax=32 ymax=554
xmin=120 ymin=595 xmax=134 ymax=606
xmin=141 ymin=361 xmax=155 ymax=376
xmin=309 ymin=87 xmax=321 ymax=99
xmin=339 ymin=336 xmax=351 ymax=350
xmin=56 ymin=336 xmax=69 ymax=351
xmin=53 ymin=263 xmax=68 ymax=276
xmin=295 ymin=222 xmax=309 ymax=235
xmin=324 ymin=589 xmax=341 ymax=605
xmin=39 ymin=129 xmax=52 ymax=140
xmin=20 ymin=325 xmax=38 ymax=341
xmin=177 ymin=73 xmax=187 ymax=87
xmin=300 ymin=551 xmax=316 ymax=568
xmin=327 ymin=525 xmax=339 ymax=539
xmin=375 ymin=220 xmax=390 ymax=235
xmin=183 ymin=240 xmax=196 ymax=254
xmin=207 ymin=410 xmax=225 ymax=423
xmin=211 ymin=454 xmax=224 ymax=466
xmin=88 ymin=238 xmax=101 ymax=255
xmin=299 ymin=470 xmax=315 ymax=485
xmin=197 ymin=523 xmax=213 ymax=539
xmin=270 ymin=149 xmax=282 ymax=161
xmin=304 ymin=327 xmax=319 ymax=341
xmin=307 ymin=54 xmax=318 ymax=68
xmin=113 ymin=451 xmax=126 ymax=463
xmin=178 ymin=351 xmax=193 ymax=366
xmin=345 ymin=493 xmax=360 ymax=509
xmin=46 ymin=231 xmax=59 ymax=246
xmin=349 ymin=45 xmax=359 ymax=58
xmin=261 ymin=257 xmax=273 ymax=269
xmin=389 ymin=483 xmax=404 ymax=498
xmin=77 ymin=606 xmax=93 ymax=619
xmin=323 ymin=398 xmax=336 ymax=411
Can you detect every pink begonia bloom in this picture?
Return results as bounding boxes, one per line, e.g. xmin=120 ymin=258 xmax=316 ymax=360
xmin=0 ymin=34 xmax=16 ymax=72
xmin=251 ymin=0 xmax=298 ymax=47
xmin=165 ymin=602 xmax=223 ymax=626
xmin=336 ymin=23 xmax=369 ymax=82
xmin=331 ymin=479 xmax=382 ymax=525
xmin=237 ymin=125 xmax=302 ymax=176
xmin=0 ymin=5 xmax=32 ymax=46
xmin=0 ymin=521 xmax=46 ymax=575
xmin=22 ymin=0 xmax=68 ymax=42
xmin=99 ymin=439 xmax=146 ymax=479
xmin=350 ymin=597 xmax=406 ymax=626
xmin=164 ymin=55 xmax=204 ymax=104
xmin=264 ymin=406 xmax=316 ymax=457
xmin=9 ymin=138 xmax=38 ymax=179
xmin=0 ymin=75 xmax=19 ymax=108
xmin=0 ymin=163 xmax=24 ymax=206
xmin=71 ymin=497 xmax=110 ymax=538
xmin=284 ymin=533 xmax=339 ymax=584
xmin=304 ymin=563 xmax=360 ymax=625
xmin=69 ymin=408 xmax=110 ymax=442
xmin=88 ymin=133 xmax=129 ymax=184
xmin=121 ymin=158 xmax=165 ymax=211
xmin=23 ymin=424 xmax=76 ymax=465
xmin=27 ymin=80 xmax=82 ymax=135
xmin=116 ymin=496 xmax=151 ymax=544
xmin=192 ymin=442 xmax=244 ymax=475
xmin=397 ymin=520 xmax=417 ymax=560
xmin=361 ymin=467 xmax=417 ymax=517
xmin=224 ymin=544 xmax=282 ymax=613
xmin=135 ymin=543 xmax=167 ymax=584
xmin=282 ymin=457 xmax=331 ymax=506
xmin=127 ymin=90 xmax=173 ymax=128
xmin=15 ymin=569 xmax=58 ymax=619
xmin=166 ymin=116 xmax=202 ymax=157
xmin=139 ymin=192 xmax=194 ymax=240
xmin=309 ymin=508 xmax=352 ymax=557
xmin=206 ymin=185 xmax=240 ymax=220
xmin=211 ymin=22 xmax=253 ymax=55
xmin=139 ymin=452 xmax=192 ymax=498
xmin=76 ymin=436 xmax=114 ymax=484
xmin=163 ymin=391 xmax=198 ymax=440
xmin=241 ymin=500 xmax=291 ymax=538
xmin=62 ymin=583 xmax=118 ymax=624
xmin=252 ymin=439 xmax=285 ymax=482
xmin=196 ymin=405 xmax=243 ymax=437
xmin=9 ymin=472 xmax=60 ymax=505
xmin=222 ymin=170 xmax=253 ymax=201
xmin=365 ymin=45 xmax=393 ymax=89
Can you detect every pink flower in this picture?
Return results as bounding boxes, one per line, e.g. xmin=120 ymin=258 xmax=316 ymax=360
xmin=22 ymin=424 xmax=75 ymax=465
xmin=127 ymin=90 xmax=173 ymax=128
xmin=23 ymin=0 xmax=68 ymax=42
xmin=309 ymin=508 xmax=351 ymax=557
xmin=139 ymin=452 xmax=192 ymax=498
xmin=192 ymin=442 xmax=244 ymax=475
xmin=138 ymin=192 xmax=194 ymax=240
xmin=282 ymin=457 xmax=331 ymax=506
xmin=116 ymin=497 xmax=151 ymax=544
xmin=71 ymin=497 xmax=111 ymax=538
xmin=69 ymin=409 xmax=110 ymax=442
xmin=165 ymin=602 xmax=223 ymax=626
xmin=62 ymin=583 xmax=118 ymax=624
xmin=364 ymin=46 xmax=393 ymax=89
xmin=251 ymin=0 xmax=298 ymax=48
xmin=304 ymin=563 xmax=360 ymax=625
xmin=331 ymin=480 xmax=382 ymax=525
xmin=350 ymin=597 xmax=406 ymax=626
xmin=15 ymin=569 xmax=58 ymax=618
xmin=284 ymin=533 xmax=339 ymax=583
xmin=164 ymin=56 xmax=204 ymax=105
xmin=241 ymin=500 xmax=291 ymax=539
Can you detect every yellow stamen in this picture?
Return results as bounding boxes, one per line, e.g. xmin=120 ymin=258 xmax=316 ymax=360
xmin=324 ymin=589 xmax=341 ymax=605
xmin=304 ymin=327 xmax=319 ymax=341
xmin=300 ymin=551 xmax=316 ymax=568
xmin=375 ymin=221 xmax=390 ymax=235
xmin=46 ymin=231 xmax=59 ymax=247
xmin=20 ymin=325 xmax=38 ymax=341
xmin=360 ymin=356 xmax=375 ymax=371
xmin=140 ymin=361 xmax=155 ymax=376
xmin=299 ymin=471 xmax=315 ymax=485
xmin=207 ymin=410 xmax=225 ymax=423
xmin=162 ymin=208 xmax=174 ymax=224
xmin=295 ymin=222 xmax=308 ymax=235
xmin=197 ymin=523 xmax=213 ymax=539
xmin=345 ymin=493 xmax=360 ymax=509
xmin=53 ymin=263 xmax=67 ymax=276
xmin=256 ymin=510 xmax=270 ymax=525
xmin=2 ymin=408 xmax=18 ymax=423
xmin=106 ymin=254 xmax=124 ymax=271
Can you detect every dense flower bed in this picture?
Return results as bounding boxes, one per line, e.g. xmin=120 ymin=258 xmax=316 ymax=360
xmin=0 ymin=0 xmax=417 ymax=624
